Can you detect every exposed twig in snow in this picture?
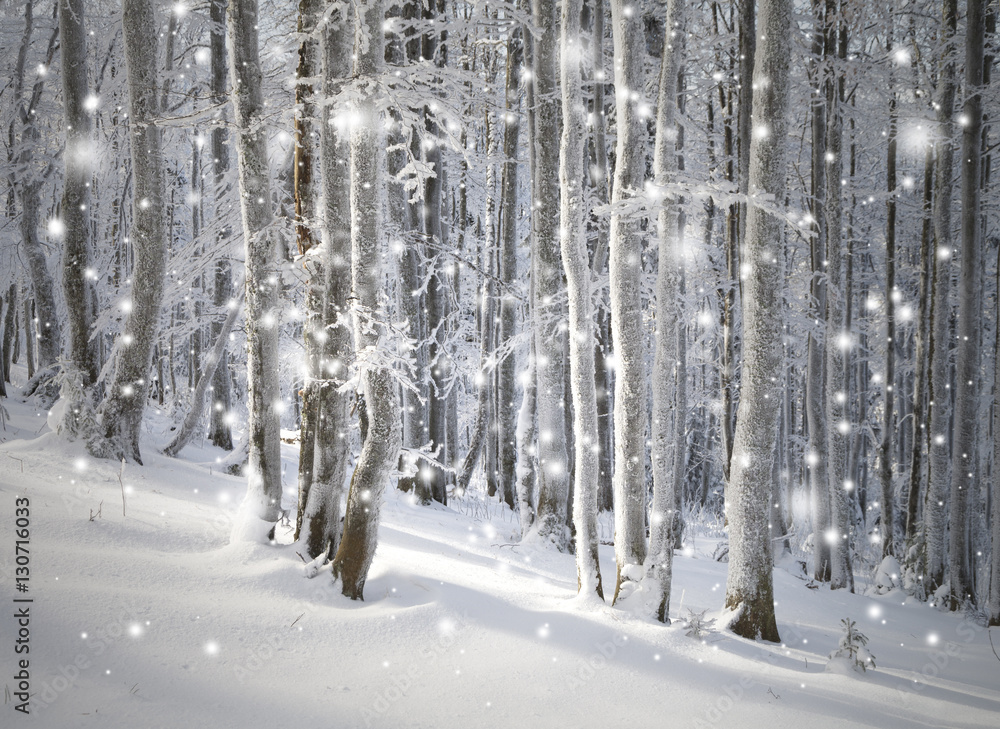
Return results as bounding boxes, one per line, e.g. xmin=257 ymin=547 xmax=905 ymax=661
xmin=117 ymin=459 xmax=126 ymax=517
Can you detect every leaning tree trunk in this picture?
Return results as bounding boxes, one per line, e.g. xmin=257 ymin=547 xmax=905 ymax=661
xmin=528 ymin=0 xmax=570 ymax=547
xmin=924 ymin=0 xmax=958 ymax=595
xmin=947 ymin=0 xmax=984 ymax=610
xmin=647 ymin=0 xmax=685 ymax=624
xmin=330 ymin=0 xmax=402 ymax=599
xmin=162 ymin=294 xmax=245 ymax=457
xmin=456 ymin=275 xmax=495 ymax=495
xmin=559 ymin=0 xmax=603 ymax=601
xmin=227 ymin=0 xmax=284 ymax=536
xmin=723 ymin=0 xmax=789 ymax=644
xmin=92 ymin=0 xmax=168 ymax=464
xmin=608 ymin=0 xmax=649 ymax=601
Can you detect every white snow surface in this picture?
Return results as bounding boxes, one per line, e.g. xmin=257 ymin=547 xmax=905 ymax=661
xmin=1 ymin=378 xmax=999 ymax=728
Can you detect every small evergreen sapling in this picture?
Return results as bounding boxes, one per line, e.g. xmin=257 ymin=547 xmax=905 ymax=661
xmin=828 ymin=618 xmax=876 ymax=673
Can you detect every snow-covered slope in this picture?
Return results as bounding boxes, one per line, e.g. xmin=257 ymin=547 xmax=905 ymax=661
xmin=1 ymin=383 xmax=998 ymax=729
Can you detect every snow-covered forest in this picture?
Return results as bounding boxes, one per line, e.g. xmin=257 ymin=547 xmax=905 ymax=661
xmin=1 ymin=0 xmax=999 ymax=725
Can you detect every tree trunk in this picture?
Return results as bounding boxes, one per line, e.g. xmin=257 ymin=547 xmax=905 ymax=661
xmin=331 ymin=0 xmax=402 ymax=599
xmin=516 ymin=345 xmax=538 ymax=536
xmin=456 ymin=278 xmax=495 ymax=495
xmin=23 ymin=298 xmax=34 ymax=381
xmin=647 ymin=0 xmax=685 ymax=623
xmin=92 ymin=0 xmax=168 ymax=464
xmin=824 ymin=0 xmax=853 ymax=592
xmin=588 ymin=0 xmax=614 ymax=513
xmin=878 ymin=21 xmax=899 ymax=561
xmin=528 ymin=0 xmax=570 ymax=547
xmin=723 ymin=0 xmax=789 ymax=644
xmin=807 ymin=0 xmax=830 ymax=582
xmin=496 ymin=28 xmax=522 ymax=512
xmin=421 ymin=2 xmax=451 ymax=506
xmin=672 ymin=55 xmax=689 ymax=551
xmin=608 ymin=0 xmax=649 ymax=600
xmin=207 ymin=0 xmax=234 ymax=451
xmin=947 ymin=0 xmax=984 ymax=610
xmin=925 ymin=0 xmax=958 ymax=595
xmin=298 ymin=0 xmax=355 ymax=562
xmin=559 ymin=0 xmax=604 ymax=600
xmin=2 ymin=284 xmax=16 ymax=383
xmin=991 ymin=243 xmax=1000 ymax=625
xmin=12 ymin=2 xmax=64 ymax=376
xmin=293 ymin=0 xmax=323 ymax=547
xmin=227 ymin=0 xmax=283 ymax=534
xmin=906 ymin=146 xmax=935 ymax=544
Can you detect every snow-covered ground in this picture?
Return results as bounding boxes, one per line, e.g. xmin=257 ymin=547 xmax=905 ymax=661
xmin=1 ymin=375 xmax=999 ymax=728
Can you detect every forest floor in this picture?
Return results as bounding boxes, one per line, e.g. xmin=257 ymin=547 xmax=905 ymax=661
xmin=1 ymin=371 xmax=999 ymax=729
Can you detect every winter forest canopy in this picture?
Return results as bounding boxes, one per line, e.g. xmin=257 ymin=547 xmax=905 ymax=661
xmin=1 ymin=0 xmax=1000 ymax=721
